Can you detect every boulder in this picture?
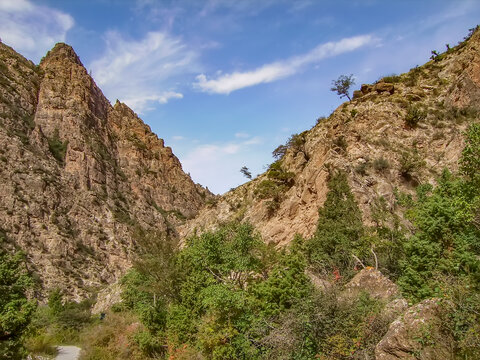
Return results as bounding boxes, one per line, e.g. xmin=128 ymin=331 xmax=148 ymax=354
xmin=375 ymin=298 xmax=454 ymax=360
xmin=374 ymin=82 xmax=395 ymax=94
xmin=342 ymin=267 xmax=400 ymax=301
xmin=92 ymin=282 xmax=123 ymax=314
xmin=361 ymin=83 xmax=373 ymax=94
xmin=353 ymin=90 xmax=364 ymax=99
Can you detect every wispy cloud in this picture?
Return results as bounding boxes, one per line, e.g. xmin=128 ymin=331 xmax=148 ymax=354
xmin=0 ymin=0 xmax=74 ymax=62
xmin=194 ymin=34 xmax=375 ymax=94
xmin=180 ymin=134 xmax=264 ymax=193
xmin=235 ymin=132 xmax=250 ymax=138
xmin=90 ymin=31 xmax=199 ymax=113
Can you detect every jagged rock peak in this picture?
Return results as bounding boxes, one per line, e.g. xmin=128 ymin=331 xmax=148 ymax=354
xmin=40 ymin=42 xmax=83 ymax=66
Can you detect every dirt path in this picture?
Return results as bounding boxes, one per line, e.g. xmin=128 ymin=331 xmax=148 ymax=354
xmin=55 ymin=346 xmax=81 ymax=360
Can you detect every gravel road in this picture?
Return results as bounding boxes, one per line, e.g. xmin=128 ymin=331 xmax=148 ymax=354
xmin=55 ymin=346 xmax=81 ymax=360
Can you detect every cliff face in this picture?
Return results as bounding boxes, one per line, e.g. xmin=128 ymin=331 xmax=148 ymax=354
xmin=0 ymin=42 xmax=212 ymax=299
xmin=181 ymin=30 xmax=480 ymax=245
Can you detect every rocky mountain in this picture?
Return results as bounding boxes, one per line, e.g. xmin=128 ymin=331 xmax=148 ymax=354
xmin=0 ymin=42 xmax=212 ymax=299
xmin=181 ymin=28 xmax=480 ymax=246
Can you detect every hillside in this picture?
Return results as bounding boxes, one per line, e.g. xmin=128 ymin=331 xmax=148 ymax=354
xmin=0 ymin=42 xmax=212 ymax=299
xmin=181 ymin=28 xmax=480 ymax=245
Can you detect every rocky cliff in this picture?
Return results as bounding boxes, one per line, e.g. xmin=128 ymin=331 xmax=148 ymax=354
xmin=0 ymin=42 xmax=212 ymax=299
xmin=181 ymin=29 xmax=480 ymax=245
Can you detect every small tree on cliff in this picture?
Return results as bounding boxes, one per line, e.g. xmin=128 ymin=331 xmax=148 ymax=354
xmin=240 ymin=166 xmax=252 ymax=179
xmin=331 ymin=74 xmax=355 ymax=101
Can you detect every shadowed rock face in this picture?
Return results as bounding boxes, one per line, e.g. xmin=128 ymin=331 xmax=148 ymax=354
xmin=181 ymin=30 xmax=480 ymax=247
xmin=0 ymin=42 xmax=213 ymax=299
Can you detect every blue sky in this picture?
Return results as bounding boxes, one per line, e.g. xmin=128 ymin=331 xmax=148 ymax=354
xmin=1 ymin=0 xmax=479 ymax=194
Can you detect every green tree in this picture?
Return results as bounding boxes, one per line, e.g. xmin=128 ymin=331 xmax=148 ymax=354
xmin=0 ymin=251 xmax=36 ymax=359
xmin=331 ymin=74 xmax=355 ymax=101
xmin=399 ymin=124 xmax=480 ymax=300
xmin=306 ymin=171 xmax=368 ymax=277
xmin=460 ymin=123 xmax=480 ymax=186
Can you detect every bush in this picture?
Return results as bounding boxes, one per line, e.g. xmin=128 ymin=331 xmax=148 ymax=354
xmin=373 ymin=157 xmax=390 ymax=172
xmin=399 ymin=149 xmax=426 ymax=178
xmin=381 ymin=74 xmax=402 ymax=83
xmin=355 ymin=161 xmax=369 ymax=175
xmin=405 ymin=105 xmax=427 ymax=128
xmin=47 ymin=129 xmax=68 ymax=163
xmin=332 ymin=136 xmax=347 ymax=153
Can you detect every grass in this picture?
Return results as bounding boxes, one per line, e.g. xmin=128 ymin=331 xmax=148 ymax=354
xmin=373 ymin=157 xmax=390 ymax=172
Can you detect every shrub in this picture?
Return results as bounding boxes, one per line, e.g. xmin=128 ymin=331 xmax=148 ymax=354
xmin=399 ymin=149 xmax=426 ymax=178
xmin=272 ymin=132 xmax=308 ymax=161
xmin=355 ymin=161 xmax=369 ymax=175
xmin=405 ymin=105 xmax=427 ymax=128
xmin=373 ymin=157 xmax=390 ymax=172
xmin=47 ymin=129 xmax=68 ymax=163
xmin=381 ymin=74 xmax=402 ymax=83
xmin=332 ymin=135 xmax=348 ymax=153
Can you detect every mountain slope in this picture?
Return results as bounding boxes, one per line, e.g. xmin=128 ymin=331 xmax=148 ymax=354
xmin=181 ymin=29 xmax=480 ymax=245
xmin=0 ymin=42 xmax=212 ymax=299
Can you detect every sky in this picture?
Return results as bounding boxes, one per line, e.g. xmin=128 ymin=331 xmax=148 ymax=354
xmin=1 ymin=0 xmax=479 ymax=194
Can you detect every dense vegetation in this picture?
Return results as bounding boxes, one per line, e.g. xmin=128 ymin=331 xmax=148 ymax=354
xmin=3 ymin=123 xmax=478 ymax=359
xmin=0 ymin=250 xmax=35 ymax=359
xmin=76 ymin=123 xmax=479 ymax=360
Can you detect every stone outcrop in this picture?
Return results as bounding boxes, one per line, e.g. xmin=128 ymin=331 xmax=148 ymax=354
xmin=342 ymin=268 xmax=400 ymax=301
xmin=374 ymin=81 xmax=395 ymax=94
xmin=375 ymin=298 xmax=454 ymax=360
xmin=0 ymin=42 xmax=212 ymax=299
xmin=181 ymin=29 xmax=480 ymax=246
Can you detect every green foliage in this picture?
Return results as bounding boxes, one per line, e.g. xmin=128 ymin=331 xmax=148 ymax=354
xmin=255 ymin=161 xmax=295 ymax=214
xmin=272 ymin=132 xmax=308 ymax=161
xmin=460 ymin=123 xmax=480 ymax=186
xmin=47 ymin=128 xmax=68 ymax=163
xmin=0 ymin=251 xmax=36 ymax=359
xmin=306 ymin=171 xmax=368 ymax=277
xmin=48 ymin=289 xmax=63 ymax=317
xmin=117 ymin=223 xmax=314 ymax=359
xmin=398 ymin=126 xmax=480 ymax=301
xmin=331 ymin=74 xmax=355 ymax=101
xmin=405 ymin=105 xmax=427 ymax=128
xmin=442 ymin=277 xmax=480 ymax=358
xmin=399 ymin=149 xmax=426 ymax=178
xmin=261 ymin=289 xmax=389 ymax=359
xmin=399 ymin=168 xmax=480 ymax=301
xmin=381 ymin=74 xmax=402 ymax=83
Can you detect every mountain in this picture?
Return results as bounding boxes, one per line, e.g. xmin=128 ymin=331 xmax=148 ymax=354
xmin=181 ymin=28 xmax=480 ymax=246
xmin=0 ymin=42 xmax=213 ymax=299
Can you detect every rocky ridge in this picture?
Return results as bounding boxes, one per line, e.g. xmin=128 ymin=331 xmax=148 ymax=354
xmin=0 ymin=42 xmax=212 ymax=299
xmin=181 ymin=29 xmax=480 ymax=245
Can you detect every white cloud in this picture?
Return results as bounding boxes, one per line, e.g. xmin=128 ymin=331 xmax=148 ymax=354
xmin=0 ymin=0 xmax=74 ymax=62
xmin=180 ymin=137 xmax=265 ymax=194
xmin=194 ymin=35 xmax=375 ymax=94
xmin=243 ymin=136 xmax=262 ymax=145
xmin=235 ymin=132 xmax=250 ymax=138
xmin=172 ymin=135 xmax=186 ymax=141
xmin=90 ymin=31 xmax=199 ymax=113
